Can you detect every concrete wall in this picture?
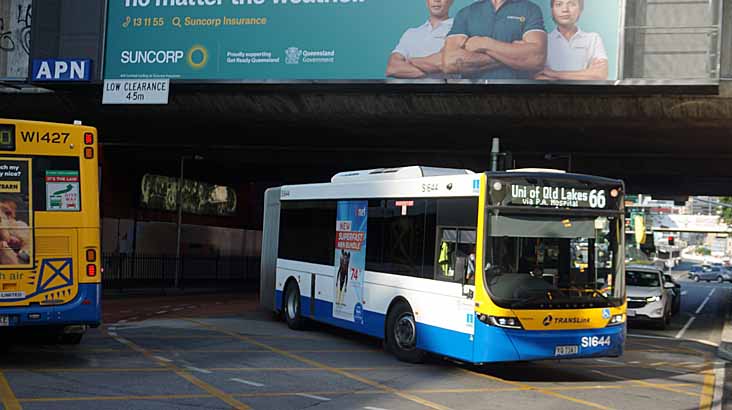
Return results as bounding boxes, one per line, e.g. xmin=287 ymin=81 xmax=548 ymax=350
xmin=102 ymin=217 xmax=262 ymax=257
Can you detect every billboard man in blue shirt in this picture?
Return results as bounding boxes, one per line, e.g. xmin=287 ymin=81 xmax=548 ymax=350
xmin=386 ymin=0 xmax=455 ymax=79
xmin=442 ymin=0 xmax=547 ymax=80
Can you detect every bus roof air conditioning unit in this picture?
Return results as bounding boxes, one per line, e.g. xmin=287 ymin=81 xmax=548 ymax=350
xmin=331 ymin=166 xmax=474 ymax=183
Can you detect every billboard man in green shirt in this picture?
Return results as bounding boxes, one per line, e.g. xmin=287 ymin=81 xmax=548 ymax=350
xmin=442 ymin=0 xmax=547 ymax=80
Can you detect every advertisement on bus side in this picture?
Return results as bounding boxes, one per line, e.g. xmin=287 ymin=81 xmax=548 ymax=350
xmin=105 ymin=0 xmax=622 ymax=83
xmin=333 ymin=200 xmax=367 ymax=323
xmin=0 ymin=157 xmax=33 ymax=271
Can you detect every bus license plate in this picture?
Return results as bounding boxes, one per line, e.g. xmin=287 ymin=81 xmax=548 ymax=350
xmin=0 ymin=316 xmax=9 ymax=327
xmin=555 ymin=345 xmax=579 ymax=356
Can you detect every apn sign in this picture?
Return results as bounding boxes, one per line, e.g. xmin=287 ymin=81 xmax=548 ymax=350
xmin=32 ymin=59 xmax=92 ymax=82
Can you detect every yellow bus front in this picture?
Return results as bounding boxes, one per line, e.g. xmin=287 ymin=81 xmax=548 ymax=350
xmin=472 ymin=172 xmax=626 ymax=362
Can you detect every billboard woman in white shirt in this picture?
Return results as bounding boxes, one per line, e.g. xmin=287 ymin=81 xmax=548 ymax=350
xmin=536 ymin=0 xmax=608 ymax=80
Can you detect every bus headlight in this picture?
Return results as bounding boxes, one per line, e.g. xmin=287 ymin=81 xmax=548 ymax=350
xmin=607 ymin=314 xmax=625 ymax=326
xmin=482 ymin=315 xmax=523 ymax=329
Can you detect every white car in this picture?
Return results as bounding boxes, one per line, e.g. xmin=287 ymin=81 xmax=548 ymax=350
xmin=626 ymin=266 xmax=675 ymax=329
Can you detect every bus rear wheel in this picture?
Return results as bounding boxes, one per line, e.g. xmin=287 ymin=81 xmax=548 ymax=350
xmin=386 ymin=301 xmax=425 ymax=364
xmin=284 ymin=282 xmax=307 ymax=330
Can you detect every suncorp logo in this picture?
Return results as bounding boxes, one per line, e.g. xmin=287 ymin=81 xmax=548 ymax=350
xmin=121 ymin=45 xmax=208 ymax=70
xmin=121 ymin=49 xmax=185 ymax=64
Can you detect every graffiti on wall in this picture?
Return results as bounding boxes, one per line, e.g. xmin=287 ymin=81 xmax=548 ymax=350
xmin=0 ymin=0 xmax=31 ymax=79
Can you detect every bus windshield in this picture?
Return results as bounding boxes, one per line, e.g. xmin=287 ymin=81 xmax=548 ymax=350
xmin=484 ymin=213 xmax=624 ymax=309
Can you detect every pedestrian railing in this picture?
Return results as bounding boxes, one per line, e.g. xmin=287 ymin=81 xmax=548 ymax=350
xmin=101 ymin=253 xmax=260 ymax=290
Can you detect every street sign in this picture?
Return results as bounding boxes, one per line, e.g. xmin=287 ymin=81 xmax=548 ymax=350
xmin=32 ymin=59 xmax=92 ymax=82
xmin=102 ymin=79 xmax=169 ymax=105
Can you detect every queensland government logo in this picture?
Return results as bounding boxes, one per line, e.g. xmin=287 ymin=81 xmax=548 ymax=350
xmin=543 ymin=315 xmax=553 ymax=326
xmin=285 ymin=47 xmax=302 ymax=65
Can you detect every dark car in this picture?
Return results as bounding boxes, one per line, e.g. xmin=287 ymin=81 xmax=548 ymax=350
xmin=688 ymin=265 xmax=732 ymax=283
xmin=663 ymin=273 xmax=681 ymax=315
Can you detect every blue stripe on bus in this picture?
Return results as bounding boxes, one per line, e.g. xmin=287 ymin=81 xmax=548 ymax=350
xmin=277 ymin=289 xmax=476 ymax=362
xmin=276 ymin=289 xmax=625 ymax=363
xmin=476 ymin=324 xmax=625 ymax=362
xmin=0 ymin=283 xmax=101 ymax=327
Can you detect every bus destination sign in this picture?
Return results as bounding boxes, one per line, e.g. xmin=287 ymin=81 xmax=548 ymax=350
xmin=506 ymin=184 xmax=611 ymax=209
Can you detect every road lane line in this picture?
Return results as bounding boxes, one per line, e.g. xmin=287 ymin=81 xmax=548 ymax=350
xmin=296 ymin=393 xmax=331 ymax=401
xmin=682 ymin=291 xmax=688 ymax=296
xmin=712 ymin=363 xmax=724 ymax=410
xmin=0 ymin=370 xmax=21 ymax=410
xmin=155 ymin=311 xmax=168 ymax=315
xmin=591 ymin=370 xmax=699 ymax=397
xmin=153 ymin=356 xmax=172 ymax=363
xmin=699 ymin=368 xmax=715 ymax=409
xmin=231 ymin=378 xmax=264 ymax=387
xmin=21 ymin=394 xmax=213 ymax=403
xmin=103 ymin=328 xmax=250 ymax=410
xmin=594 ymin=359 xmax=623 ymax=365
xmin=650 ymin=362 xmax=668 ymax=366
xmin=185 ymin=366 xmax=212 ymax=374
xmin=364 ymin=407 xmax=390 ymax=410
xmin=186 ymin=318 xmax=453 ymax=410
xmin=460 ymin=369 xmax=614 ymax=410
xmin=676 ymin=316 xmax=696 ymax=339
xmin=696 ymin=289 xmax=716 ymax=314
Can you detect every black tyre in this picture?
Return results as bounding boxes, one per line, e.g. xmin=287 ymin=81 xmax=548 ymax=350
xmin=718 ymin=276 xmax=724 ymax=283
xmin=693 ymin=275 xmax=700 ymax=282
xmin=59 ymin=333 xmax=83 ymax=345
xmin=283 ymin=282 xmax=307 ymax=330
xmin=385 ymin=301 xmax=425 ymax=363
xmin=655 ymin=315 xmax=668 ymax=330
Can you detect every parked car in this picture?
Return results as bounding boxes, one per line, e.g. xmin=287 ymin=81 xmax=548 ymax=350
xmin=663 ymin=273 xmax=681 ymax=315
xmin=688 ymin=265 xmax=732 ymax=283
xmin=626 ymin=265 xmax=675 ymax=329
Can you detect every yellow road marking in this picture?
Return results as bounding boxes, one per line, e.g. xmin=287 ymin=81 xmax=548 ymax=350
xmin=151 ymin=348 xmax=380 ymax=353
xmin=187 ymin=318 xmax=453 ymax=410
xmin=699 ymin=369 xmax=715 ymax=410
xmin=210 ymin=366 xmax=410 ymax=372
xmin=459 ymin=368 xmax=614 ymax=410
xmin=104 ymin=329 xmax=250 ymax=410
xmin=21 ymin=394 xmax=212 ymax=403
xmin=0 ymin=370 xmax=21 ymax=410
xmin=591 ymin=369 xmax=700 ymax=398
xmin=2 ymin=368 xmax=171 ymax=373
xmin=14 ymin=382 xmax=702 ymax=404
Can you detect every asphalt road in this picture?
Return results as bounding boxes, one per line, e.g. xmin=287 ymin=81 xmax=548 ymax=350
xmin=0 ymin=267 xmax=729 ymax=410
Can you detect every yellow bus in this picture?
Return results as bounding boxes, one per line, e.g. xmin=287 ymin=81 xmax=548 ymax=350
xmin=0 ymin=119 xmax=100 ymax=344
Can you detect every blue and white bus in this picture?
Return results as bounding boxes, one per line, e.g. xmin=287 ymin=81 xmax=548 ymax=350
xmin=261 ymin=166 xmax=627 ymax=363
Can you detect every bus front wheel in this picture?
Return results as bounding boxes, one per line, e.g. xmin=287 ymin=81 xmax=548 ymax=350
xmin=284 ymin=282 xmax=307 ymax=330
xmin=386 ymin=302 xmax=425 ymax=364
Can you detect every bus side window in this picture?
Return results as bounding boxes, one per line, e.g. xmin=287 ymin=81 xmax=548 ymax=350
xmin=435 ymin=228 xmax=476 ymax=285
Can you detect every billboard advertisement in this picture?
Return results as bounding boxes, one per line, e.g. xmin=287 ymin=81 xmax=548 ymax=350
xmin=105 ymin=0 xmax=621 ymax=83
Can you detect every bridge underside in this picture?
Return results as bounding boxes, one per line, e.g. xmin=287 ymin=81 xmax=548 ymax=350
xmin=4 ymin=83 xmax=732 ymax=196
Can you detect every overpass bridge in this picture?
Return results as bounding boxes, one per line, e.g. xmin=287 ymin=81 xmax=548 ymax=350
xmin=2 ymin=0 xmax=732 ymax=240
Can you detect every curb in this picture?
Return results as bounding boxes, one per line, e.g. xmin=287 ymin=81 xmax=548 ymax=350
xmin=718 ymin=305 xmax=732 ymax=361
